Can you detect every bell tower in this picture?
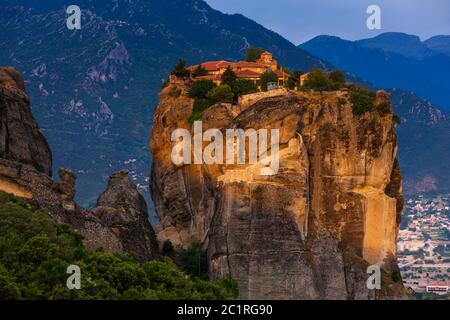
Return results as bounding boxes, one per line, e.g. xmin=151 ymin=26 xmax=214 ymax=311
xmin=257 ymin=51 xmax=277 ymax=71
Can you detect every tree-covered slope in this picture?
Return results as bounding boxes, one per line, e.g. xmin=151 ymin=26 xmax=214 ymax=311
xmin=0 ymin=191 xmax=237 ymax=300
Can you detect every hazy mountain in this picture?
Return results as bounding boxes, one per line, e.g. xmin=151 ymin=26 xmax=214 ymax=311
xmin=300 ymin=32 xmax=450 ymax=112
xmin=425 ymin=35 xmax=450 ymax=56
xmin=358 ymin=32 xmax=435 ymax=59
xmin=388 ymin=89 xmax=450 ymax=195
xmin=0 ymin=0 xmax=330 ymax=207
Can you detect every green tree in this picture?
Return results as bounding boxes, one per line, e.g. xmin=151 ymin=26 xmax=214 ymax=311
xmin=221 ymin=66 xmax=237 ymax=88
xmin=171 ymin=59 xmax=191 ymax=79
xmin=245 ymin=47 xmax=265 ymax=62
xmin=302 ymin=69 xmax=332 ymax=91
xmin=260 ymin=70 xmax=278 ymax=91
xmin=188 ymin=99 xmax=215 ymax=125
xmin=206 ymin=85 xmax=234 ymax=103
xmin=233 ymin=79 xmax=257 ymax=96
xmin=188 ymin=80 xmax=216 ymax=99
xmin=350 ymin=88 xmax=375 ymax=115
xmin=377 ymin=101 xmax=392 ymax=115
xmin=285 ymin=77 xmax=297 ymax=90
xmin=192 ymin=64 xmax=208 ymax=77
xmin=181 ymin=242 xmax=209 ymax=280
xmin=0 ymin=265 xmax=21 ymax=300
xmin=329 ymin=70 xmax=346 ymax=84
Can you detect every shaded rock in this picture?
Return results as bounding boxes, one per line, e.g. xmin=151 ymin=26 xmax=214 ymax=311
xmin=93 ymin=170 xmax=159 ymax=262
xmin=0 ymin=69 xmax=158 ymax=262
xmin=0 ymin=67 xmax=25 ymax=91
xmin=0 ymin=157 xmax=123 ymax=253
xmin=58 ymin=168 xmax=76 ymax=210
xmin=0 ymin=67 xmax=52 ymax=175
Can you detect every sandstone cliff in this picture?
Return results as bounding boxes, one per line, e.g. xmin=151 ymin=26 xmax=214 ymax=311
xmin=0 ymin=67 xmax=158 ymax=262
xmin=150 ymin=83 xmax=412 ymax=299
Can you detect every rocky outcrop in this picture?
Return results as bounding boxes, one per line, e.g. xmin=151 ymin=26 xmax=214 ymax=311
xmin=92 ymin=170 xmax=159 ymax=262
xmin=0 ymin=67 xmax=158 ymax=262
xmin=150 ymin=83 xmax=412 ymax=299
xmin=0 ymin=67 xmax=52 ymax=175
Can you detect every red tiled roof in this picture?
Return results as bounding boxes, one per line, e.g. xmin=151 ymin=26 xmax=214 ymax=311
xmin=216 ymin=61 xmax=236 ymax=68
xmin=236 ymin=70 xmax=262 ymax=78
xmin=273 ymin=69 xmax=290 ymax=78
xmin=188 ymin=60 xmax=268 ymax=72
xmin=188 ymin=61 xmax=227 ymax=72
xmin=235 ymin=61 xmax=265 ymax=68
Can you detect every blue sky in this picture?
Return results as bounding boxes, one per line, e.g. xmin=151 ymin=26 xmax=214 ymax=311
xmin=205 ymin=0 xmax=450 ymax=44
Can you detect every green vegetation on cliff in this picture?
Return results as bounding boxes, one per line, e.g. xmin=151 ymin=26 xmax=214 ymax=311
xmin=0 ymin=192 xmax=237 ymax=300
xmin=301 ymin=69 xmax=345 ymax=91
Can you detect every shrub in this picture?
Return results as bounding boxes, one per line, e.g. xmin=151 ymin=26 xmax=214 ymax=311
xmin=260 ymin=70 xmax=278 ymax=91
xmin=337 ymin=97 xmax=347 ymax=106
xmin=350 ymin=88 xmax=375 ymax=115
xmin=233 ymin=79 xmax=257 ymax=96
xmin=188 ymin=98 xmax=215 ymax=125
xmin=245 ymin=47 xmax=265 ymax=62
xmin=181 ymin=242 xmax=208 ymax=280
xmin=206 ymin=85 xmax=234 ymax=103
xmin=302 ymin=69 xmax=346 ymax=91
xmin=329 ymin=70 xmax=346 ymax=84
xmin=171 ymin=59 xmax=191 ymax=79
xmin=192 ymin=65 xmax=208 ymax=77
xmin=377 ymin=101 xmax=391 ymax=115
xmin=285 ymin=77 xmax=297 ymax=90
xmin=168 ymin=86 xmax=182 ymax=98
xmin=188 ymin=80 xmax=216 ymax=99
xmin=302 ymin=69 xmax=332 ymax=91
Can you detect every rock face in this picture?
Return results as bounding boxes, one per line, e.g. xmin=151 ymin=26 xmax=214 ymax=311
xmin=150 ymin=83 xmax=411 ymax=299
xmin=92 ymin=170 xmax=159 ymax=262
xmin=0 ymin=67 xmax=158 ymax=262
xmin=0 ymin=67 xmax=52 ymax=175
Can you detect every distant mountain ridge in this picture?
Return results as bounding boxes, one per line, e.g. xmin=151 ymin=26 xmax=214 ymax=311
xmin=425 ymin=35 xmax=450 ymax=56
xmin=300 ymin=32 xmax=450 ymax=112
xmin=388 ymin=89 xmax=450 ymax=195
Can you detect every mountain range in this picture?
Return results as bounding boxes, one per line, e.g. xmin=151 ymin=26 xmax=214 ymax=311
xmin=1 ymin=0 xmax=448 ymax=208
xmin=0 ymin=0 xmax=330 ymax=208
xmin=300 ymin=32 xmax=450 ymax=112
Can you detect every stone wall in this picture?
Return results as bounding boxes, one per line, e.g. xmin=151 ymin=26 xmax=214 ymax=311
xmin=238 ymin=88 xmax=289 ymax=109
